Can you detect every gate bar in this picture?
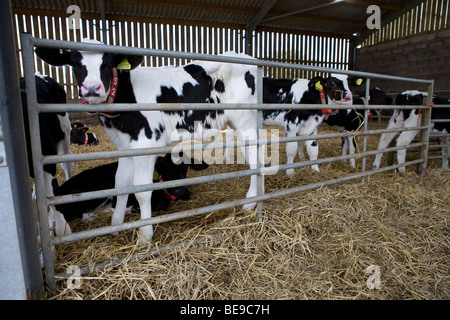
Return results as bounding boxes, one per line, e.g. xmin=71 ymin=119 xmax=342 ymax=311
xmin=42 ymin=125 xmax=429 ymax=165
xmin=52 ymin=158 xmax=423 ymax=246
xmin=31 ymin=38 xmax=433 ymax=85
xmin=48 ymin=141 xmax=426 ymax=208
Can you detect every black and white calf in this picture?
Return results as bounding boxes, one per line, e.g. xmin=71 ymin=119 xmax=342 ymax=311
xmin=259 ymin=73 xmax=355 ymax=175
xmin=324 ymin=86 xmax=393 ymax=168
xmin=70 ymin=121 xmax=99 ymax=145
xmin=372 ymin=90 xmax=450 ymax=172
xmin=55 ymin=153 xmax=208 ymax=222
xmin=431 ymin=96 xmax=450 ymax=168
xmin=20 ymin=73 xmax=72 ymax=235
xmin=36 ymin=42 xmax=260 ymax=244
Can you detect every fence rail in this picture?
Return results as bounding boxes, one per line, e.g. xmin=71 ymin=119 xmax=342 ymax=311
xmin=20 ymin=34 xmax=435 ymax=291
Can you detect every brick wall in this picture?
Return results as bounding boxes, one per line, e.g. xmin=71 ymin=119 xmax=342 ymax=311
xmin=355 ymin=28 xmax=450 ymax=97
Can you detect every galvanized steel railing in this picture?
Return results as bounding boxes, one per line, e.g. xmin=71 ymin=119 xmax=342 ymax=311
xmin=20 ymin=33 xmax=435 ymax=291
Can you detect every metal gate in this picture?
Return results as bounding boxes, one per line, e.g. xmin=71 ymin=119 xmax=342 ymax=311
xmin=19 ymin=33 xmax=434 ymax=291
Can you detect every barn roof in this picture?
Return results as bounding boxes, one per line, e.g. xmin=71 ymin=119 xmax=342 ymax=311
xmin=10 ymin=0 xmax=427 ymax=44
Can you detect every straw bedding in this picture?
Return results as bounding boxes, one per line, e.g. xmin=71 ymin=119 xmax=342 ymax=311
xmin=47 ymin=121 xmax=449 ymax=300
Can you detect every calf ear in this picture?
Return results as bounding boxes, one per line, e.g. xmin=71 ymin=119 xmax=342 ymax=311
xmin=348 ymin=76 xmax=366 ymax=87
xmin=309 ymin=76 xmax=325 ymax=91
xmin=35 ymin=47 xmax=73 ymax=67
xmin=112 ymin=54 xmax=144 ymax=70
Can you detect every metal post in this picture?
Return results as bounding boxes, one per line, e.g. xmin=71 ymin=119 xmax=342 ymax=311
xmin=256 ymin=66 xmax=264 ymax=219
xmin=418 ymin=81 xmax=434 ymax=177
xmin=21 ymin=33 xmax=57 ymax=291
xmin=361 ymin=78 xmax=370 ymax=173
xmin=0 ymin=2 xmax=43 ymax=299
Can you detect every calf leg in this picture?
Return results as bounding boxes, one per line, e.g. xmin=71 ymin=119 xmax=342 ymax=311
xmin=396 ymin=129 xmax=419 ymax=173
xmin=285 ymin=129 xmax=298 ymax=176
xmin=57 ymin=114 xmax=72 ymax=180
xmin=133 ymin=155 xmax=157 ymax=245
xmin=348 ymin=136 xmax=356 ymax=169
xmin=304 ymin=128 xmax=320 ymax=172
xmin=373 ymin=111 xmax=402 ymax=169
xmin=235 ymin=128 xmax=264 ymax=211
xmin=111 ymin=157 xmax=132 ymax=228
xmin=342 ymin=137 xmax=349 ymax=159
xmin=305 ymin=139 xmax=319 ymax=172
xmin=297 ymin=140 xmax=305 ymax=160
xmin=396 ymin=111 xmax=420 ymax=173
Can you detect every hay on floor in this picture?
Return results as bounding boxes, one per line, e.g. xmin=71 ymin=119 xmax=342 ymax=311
xmin=48 ymin=121 xmax=449 ymax=300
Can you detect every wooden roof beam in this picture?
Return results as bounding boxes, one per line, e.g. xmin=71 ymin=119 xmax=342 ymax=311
xmin=245 ymin=0 xmax=278 ymax=54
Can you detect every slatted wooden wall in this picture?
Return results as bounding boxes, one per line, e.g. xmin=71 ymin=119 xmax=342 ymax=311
xmin=361 ymin=0 xmax=449 ymax=48
xmin=13 ymin=10 xmax=351 ymax=100
xmin=252 ymin=31 xmax=350 ymax=80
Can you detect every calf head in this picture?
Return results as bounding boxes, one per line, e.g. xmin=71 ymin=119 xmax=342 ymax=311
xmin=71 ymin=121 xmax=88 ymax=131
xmin=396 ymin=91 xmax=424 ymax=105
xmin=155 ymin=153 xmax=209 ymax=199
xmin=357 ymin=87 xmax=393 ymax=105
xmin=35 ymin=39 xmax=144 ymax=104
xmin=324 ymin=74 xmax=355 ymax=104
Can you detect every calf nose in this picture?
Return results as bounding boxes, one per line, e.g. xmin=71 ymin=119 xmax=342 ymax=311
xmin=168 ymin=187 xmax=186 ymax=198
xmin=345 ymin=90 xmax=353 ymax=100
xmin=80 ymin=82 xmax=102 ymax=96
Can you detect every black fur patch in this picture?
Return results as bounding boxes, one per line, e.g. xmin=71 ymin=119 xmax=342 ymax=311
xmin=245 ymin=71 xmax=255 ymax=95
xmin=20 ymin=75 xmax=67 ymax=182
xmin=214 ymin=79 xmax=225 ymax=93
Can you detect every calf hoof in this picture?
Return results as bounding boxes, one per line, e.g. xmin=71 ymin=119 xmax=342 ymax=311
xmin=311 ymin=165 xmax=320 ymax=173
xmin=397 ymin=167 xmax=406 ymax=174
xmin=138 ymin=225 xmax=153 ymax=245
xmin=285 ymin=169 xmax=295 ymax=177
xmin=242 ymin=202 xmax=256 ymax=212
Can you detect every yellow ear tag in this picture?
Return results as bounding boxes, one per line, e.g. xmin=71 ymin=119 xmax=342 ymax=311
xmin=356 ymin=78 xmax=363 ymax=86
xmin=29 ymin=177 xmax=35 ymax=188
xmin=117 ymin=58 xmax=131 ymax=70
xmin=153 ymin=170 xmax=160 ymax=181
xmin=315 ymin=81 xmax=323 ymax=91
xmin=368 ymin=95 xmax=371 ymax=101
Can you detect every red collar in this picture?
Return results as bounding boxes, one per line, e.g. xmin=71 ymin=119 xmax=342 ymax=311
xmin=157 ymin=174 xmax=177 ymax=201
xmin=84 ymin=133 xmax=89 ymax=145
xmin=104 ymin=68 xmax=119 ymax=104
xmin=320 ymin=90 xmax=339 ymax=119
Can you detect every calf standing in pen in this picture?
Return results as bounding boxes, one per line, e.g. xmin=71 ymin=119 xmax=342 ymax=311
xmin=324 ymin=86 xmax=393 ymax=168
xmin=20 ymin=74 xmax=72 ymax=236
xmin=260 ymin=73 xmax=357 ymax=176
xmin=372 ymin=91 xmax=450 ymax=172
xmin=36 ymin=42 xmax=260 ymax=244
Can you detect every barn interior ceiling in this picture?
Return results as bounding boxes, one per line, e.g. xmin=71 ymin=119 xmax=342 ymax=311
xmin=10 ymin=0 xmax=427 ymax=45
